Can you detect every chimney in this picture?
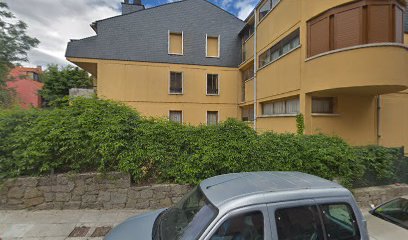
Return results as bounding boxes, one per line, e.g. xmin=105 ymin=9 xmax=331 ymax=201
xmin=122 ymin=0 xmax=145 ymax=15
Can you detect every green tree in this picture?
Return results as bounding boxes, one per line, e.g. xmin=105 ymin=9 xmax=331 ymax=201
xmin=40 ymin=64 xmax=93 ymax=105
xmin=0 ymin=1 xmax=39 ymax=107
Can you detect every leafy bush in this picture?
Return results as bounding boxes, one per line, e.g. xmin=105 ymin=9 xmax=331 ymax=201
xmin=353 ymin=146 xmax=406 ymax=187
xmin=0 ymin=97 xmax=140 ymax=178
xmin=0 ymin=97 xmax=404 ymax=188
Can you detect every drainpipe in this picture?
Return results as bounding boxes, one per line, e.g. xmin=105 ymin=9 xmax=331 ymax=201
xmin=377 ymin=95 xmax=381 ymax=145
xmin=253 ymin=10 xmax=258 ymax=131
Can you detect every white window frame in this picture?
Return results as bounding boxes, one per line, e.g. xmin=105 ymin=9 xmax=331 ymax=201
xmin=206 ymin=111 xmax=219 ymax=125
xmin=168 ymin=71 xmax=184 ymax=95
xmin=168 ymin=110 xmax=183 ymax=123
xmin=206 ymin=73 xmax=220 ymax=96
xmin=168 ymin=30 xmax=184 ymax=56
xmin=206 ymin=34 xmax=221 ymax=58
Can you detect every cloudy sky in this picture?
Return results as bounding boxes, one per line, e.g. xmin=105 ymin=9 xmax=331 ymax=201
xmin=6 ymin=0 xmax=258 ymax=68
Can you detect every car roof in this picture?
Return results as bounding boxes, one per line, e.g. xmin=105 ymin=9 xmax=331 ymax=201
xmin=200 ymin=171 xmax=347 ymax=208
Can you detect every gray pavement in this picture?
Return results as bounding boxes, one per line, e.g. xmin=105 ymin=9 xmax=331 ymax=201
xmin=0 ymin=209 xmax=149 ymax=240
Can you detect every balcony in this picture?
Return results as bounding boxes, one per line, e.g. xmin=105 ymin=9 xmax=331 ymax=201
xmin=304 ymin=44 xmax=408 ymax=95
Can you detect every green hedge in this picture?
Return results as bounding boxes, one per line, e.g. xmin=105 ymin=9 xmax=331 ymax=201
xmin=0 ymin=98 xmax=405 ymax=187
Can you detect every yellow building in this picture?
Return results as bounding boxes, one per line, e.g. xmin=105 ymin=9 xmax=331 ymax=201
xmin=66 ymin=0 xmax=408 ymax=154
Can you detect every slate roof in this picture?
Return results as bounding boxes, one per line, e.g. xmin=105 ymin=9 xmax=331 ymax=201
xmin=66 ymin=0 xmax=245 ymax=68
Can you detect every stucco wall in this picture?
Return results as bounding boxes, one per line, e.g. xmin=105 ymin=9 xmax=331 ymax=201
xmin=94 ymin=59 xmax=241 ymax=125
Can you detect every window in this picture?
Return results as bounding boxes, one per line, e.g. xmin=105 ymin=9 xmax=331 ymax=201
xmin=169 ymin=72 xmax=183 ymax=94
xmin=319 ymin=203 xmax=361 ymax=240
xmin=242 ymin=22 xmax=254 ymax=43
xmin=259 ymin=0 xmax=280 ymax=21
xmin=154 ymin=187 xmax=218 ymax=240
xmin=206 ymin=35 xmax=220 ymax=58
xmin=276 ymin=205 xmax=324 ymax=240
xmin=207 ymin=74 xmax=219 ymax=95
xmin=210 ymin=211 xmax=264 ymax=240
xmin=242 ymin=65 xmax=254 ymax=81
xmin=207 ymin=111 xmax=218 ymax=125
xmin=242 ymin=105 xmax=254 ymax=121
xmin=168 ymin=32 xmax=183 ymax=55
xmin=262 ymin=98 xmax=299 ymax=116
xmin=169 ymin=111 xmax=182 ymax=123
xmin=259 ymin=29 xmax=300 ymax=68
xmin=312 ymin=97 xmax=336 ymax=114
xmin=259 ymin=0 xmax=271 ymax=20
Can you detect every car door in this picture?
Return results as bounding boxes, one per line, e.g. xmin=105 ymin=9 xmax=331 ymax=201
xmin=267 ymin=199 xmax=325 ymax=240
xmin=313 ymin=197 xmax=369 ymax=240
xmin=201 ymin=204 xmax=272 ymax=240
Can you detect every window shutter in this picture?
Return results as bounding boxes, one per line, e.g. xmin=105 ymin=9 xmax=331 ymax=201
xmin=169 ymin=32 xmax=183 ymax=54
xmin=207 ymin=36 xmax=219 ymax=57
xmin=367 ymin=5 xmax=391 ymax=43
xmin=308 ymin=17 xmax=330 ymax=57
xmin=394 ymin=6 xmax=403 ymax=43
xmin=334 ymin=8 xmax=362 ymax=49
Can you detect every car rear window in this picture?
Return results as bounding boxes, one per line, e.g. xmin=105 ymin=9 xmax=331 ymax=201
xmin=275 ymin=205 xmax=324 ymax=240
xmin=319 ymin=203 xmax=361 ymax=240
xmin=275 ymin=203 xmax=360 ymax=240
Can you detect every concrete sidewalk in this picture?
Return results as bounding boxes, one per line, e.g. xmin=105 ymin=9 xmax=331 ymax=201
xmin=0 ymin=209 xmax=148 ymax=240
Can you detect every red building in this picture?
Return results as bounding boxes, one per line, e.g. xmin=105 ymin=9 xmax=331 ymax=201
xmin=7 ymin=66 xmax=44 ymax=108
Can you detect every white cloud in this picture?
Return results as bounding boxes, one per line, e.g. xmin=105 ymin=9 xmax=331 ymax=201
xmin=6 ymin=0 xmax=120 ymax=67
xmin=235 ymin=0 xmax=257 ymax=20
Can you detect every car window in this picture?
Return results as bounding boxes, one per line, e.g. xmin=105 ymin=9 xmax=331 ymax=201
xmin=319 ymin=203 xmax=360 ymax=240
xmin=372 ymin=197 xmax=408 ymax=229
xmin=275 ymin=205 xmax=324 ymax=240
xmin=154 ymin=186 xmax=218 ymax=240
xmin=210 ymin=211 xmax=264 ymax=240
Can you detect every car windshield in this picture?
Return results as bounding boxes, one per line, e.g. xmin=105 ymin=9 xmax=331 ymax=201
xmin=372 ymin=197 xmax=408 ymax=229
xmin=154 ymin=186 xmax=218 ymax=240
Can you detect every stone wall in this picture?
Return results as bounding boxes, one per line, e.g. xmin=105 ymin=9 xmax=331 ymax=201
xmin=1 ymin=172 xmax=407 ymax=210
xmin=352 ymin=183 xmax=408 ymax=208
xmin=0 ymin=172 xmax=191 ymax=210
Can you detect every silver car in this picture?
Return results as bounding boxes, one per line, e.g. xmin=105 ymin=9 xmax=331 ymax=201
xmin=105 ymin=171 xmax=369 ymax=240
xmin=365 ymin=195 xmax=408 ymax=239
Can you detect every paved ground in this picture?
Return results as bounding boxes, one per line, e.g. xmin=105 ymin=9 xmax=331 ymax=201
xmin=0 ymin=209 xmax=149 ymax=240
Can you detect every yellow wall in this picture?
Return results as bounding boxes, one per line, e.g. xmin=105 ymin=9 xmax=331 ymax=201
xmin=303 ymin=45 xmax=408 ymax=95
xmin=257 ymin=0 xmax=301 ymax=52
xmin=257 ymin=116 xmax=297 ymax=133
xmin=405 ymin=33 xmax=408 ymax=45
xmin=69 ymin=58 xmax=240 ymax=125
xmin=244 ymin=79 xmax=254 ymax=103
xmin=257 ymin=48 xmax=301 ymax=100
xmin=309 ymin=95 xmax=377 ymax=146
xmin=242 ymin=36 xmax=254 ymax=63
xmin=380 ymin=92 xmax=408 ymax=155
